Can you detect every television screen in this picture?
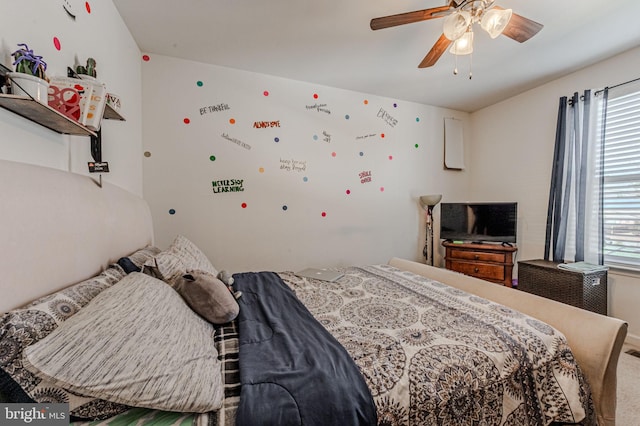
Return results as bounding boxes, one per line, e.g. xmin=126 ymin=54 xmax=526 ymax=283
xmin=439 ymin=202 xmax=517 ymax=244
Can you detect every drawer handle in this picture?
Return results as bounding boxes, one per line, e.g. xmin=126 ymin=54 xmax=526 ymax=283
xmin=474 ymin=267 xmax=479 ymax=273
xmin=474 ymin=255 xmax=480 ymax=260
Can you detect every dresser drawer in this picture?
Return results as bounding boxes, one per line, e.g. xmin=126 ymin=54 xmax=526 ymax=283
xmin=442 ymin=241 xmax=517 ymax=287
xmin=448 ymin=249 xmax=506 ymax=263
xmin=449 ymin=261 xmax=506 ymax=281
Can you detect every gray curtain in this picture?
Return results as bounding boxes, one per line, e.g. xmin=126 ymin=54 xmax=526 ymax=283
xmin=544 ymin=89 xmax=607 ymax=264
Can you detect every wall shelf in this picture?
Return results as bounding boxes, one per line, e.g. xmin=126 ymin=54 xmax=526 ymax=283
xmin=0 ymin=94 xmax=97 ymax=136
xmin=1 ymin=72 xmax=126 ymax=184
xmin=103 ymin=103 xmax=125 ymax=121
xmin=0 ymin=94 xmax=126 ymax=136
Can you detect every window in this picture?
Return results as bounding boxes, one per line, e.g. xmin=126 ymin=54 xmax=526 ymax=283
xmin=602 ymin=87 xmax=640 ymax=269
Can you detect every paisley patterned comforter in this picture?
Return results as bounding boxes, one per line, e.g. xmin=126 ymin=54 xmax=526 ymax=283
xmin=277 ymin=264 xmax=595 ymax=426
xmin=49 ymin=263 xmax=596 ymax=426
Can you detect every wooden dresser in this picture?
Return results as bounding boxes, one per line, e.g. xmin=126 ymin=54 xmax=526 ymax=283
xmin=442 ymin=241 xmax=518 ymax=287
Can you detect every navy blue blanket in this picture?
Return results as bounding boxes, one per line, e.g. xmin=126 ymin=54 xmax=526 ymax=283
xmin=233 ymin=272 xmax=377 ymax=426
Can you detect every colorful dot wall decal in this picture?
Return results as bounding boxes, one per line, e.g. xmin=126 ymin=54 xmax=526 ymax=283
xmin=416 ymin=117 xmax=420 ymax=122
xmin=303 ymin=177 xmax=308 ymax=182
xmin=210 ymin=155 xmax=216 ymax=161
xmin=415 ymin=144 xmax=419 ymax=149
xmin=321 ymin=212 xmax=327 ymax=217
xmin=380 ymin=187 xmax=385 ymax=192
xmin=345 ymin=114 xmax=350 ymax=120
xmin=229 ymin=118 xmax=236 ymax=124
xmin=381 ymin=133 xmax=385 ymax=138
xmin=389 ymin=155 xmax=393 ymax=160
xmin=144 ymin=151 xmax=151 ymax=157
xmin=85 ymin=2 xmax=91 ymax=13
xmin=282 ymin=205 xmax=288 ymax=211
xmin=241 ymin=203 xmax=247 ymax=209
xmin=331 ymin=152 xmax=337 ymax=157
xmin=313 ymin=135 xmax=318 ymax=141
xmin=274 ymin=137 xmax=280 ymax=143
xmin=197 ymin=81 xmax=203 ymax=87
xmin=313 ymin=93 xmax=319 ymax=99
xmin=393 ymin=103 xmax=398 ymax=108
xmin=183 ymin=118 xmax=190 ymax=124
xmin=259 ymin=167 xmax=265 ymax=173
xmin=346 ymin=189 xmax=351 ymax=195
xmin=142 ymin=55 xmax=150 ymax=61
xmin=359 ymin=152 xmax=364 ymax=156
xmin=53 ymin=37 xmax=61 ymax=51
xmin=364 ymin=100 xmax=369 ymax=105
xmin=264 ymin=91 xmax=269 ymax=96
xmin=169 ymin=209 xmax=176 ymax=215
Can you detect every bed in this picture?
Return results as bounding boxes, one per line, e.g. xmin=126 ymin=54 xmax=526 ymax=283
xmin=0 ymin=159 xmax=628 ymax=426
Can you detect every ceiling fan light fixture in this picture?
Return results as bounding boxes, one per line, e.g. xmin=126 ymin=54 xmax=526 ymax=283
xmin=449 ymin=30 xmax=473 ymax=55
xmin=443 ymin=10 xmax=471 ymax=41
xmin=370 ymin=2 xmax=543 ymax=70
xmin=480 ymin=8 xmax=513 ymax=39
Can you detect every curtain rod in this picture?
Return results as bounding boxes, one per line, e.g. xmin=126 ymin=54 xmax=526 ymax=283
xmin=594 ymin=76 xmax=640 ymax=96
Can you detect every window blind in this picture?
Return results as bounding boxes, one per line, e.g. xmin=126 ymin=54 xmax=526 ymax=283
xmin=603 ymin=89 xmax=640 ymax=269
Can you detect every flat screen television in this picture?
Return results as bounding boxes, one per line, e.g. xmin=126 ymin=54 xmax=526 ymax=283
xmin=439 ymin=202 xmax=517 ymax=244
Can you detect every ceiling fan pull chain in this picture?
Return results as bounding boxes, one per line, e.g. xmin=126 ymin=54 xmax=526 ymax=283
xmin=469 ymin=53 xmax=473 ymax=79
xmin=453 ymin=51 xmax=459 ymax=75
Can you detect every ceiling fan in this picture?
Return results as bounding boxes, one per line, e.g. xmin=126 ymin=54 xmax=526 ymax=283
xmin=370 ymin=0 xmax=543 ymax=69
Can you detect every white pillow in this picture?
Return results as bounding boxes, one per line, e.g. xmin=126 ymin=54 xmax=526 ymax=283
xmin=22 ymin=272 xmax=224 ymax=413
xmin=144 ymin=235 xmax=218 ymax=286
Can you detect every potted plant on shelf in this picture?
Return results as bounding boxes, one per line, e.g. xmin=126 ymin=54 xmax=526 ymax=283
xmin=75 ymin=56 xmax=120 ymax=115
xmin=8 ymin=43 xmax=49 ymax=104
xmin=75 ymin=57 xmax=97 ymax=78
xmin=71 ymin=56 xmax=107 ymax=130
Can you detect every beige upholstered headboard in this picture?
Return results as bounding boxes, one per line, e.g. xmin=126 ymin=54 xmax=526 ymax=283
xmin=0 ymin=159 xmax=154 ymax=313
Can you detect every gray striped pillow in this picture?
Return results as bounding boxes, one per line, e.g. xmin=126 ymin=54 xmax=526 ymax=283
xmin=144 ymin=235 xmax=219 ymax=286
xmin=22 ymin=272 xmax=224 ymax=413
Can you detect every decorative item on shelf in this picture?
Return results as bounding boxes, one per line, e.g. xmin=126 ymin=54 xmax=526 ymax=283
xmin=70 ymin=58 xmax=107 ymax=131
xmin=419 ymin=194 xmax=443 ymax=266
xmin=48 ymin=77 xmax=85 ymax=122
xmin=0 ymin=63 xmax=9 ymax=94
xmin=106 ymin=93 xmax=121 ymax=112
xmin=8 ymin=43 xmax=50 ymax=105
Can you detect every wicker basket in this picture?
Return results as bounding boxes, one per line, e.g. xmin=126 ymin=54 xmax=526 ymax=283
xmin=517 ymin=259 xmax=607 ymax=315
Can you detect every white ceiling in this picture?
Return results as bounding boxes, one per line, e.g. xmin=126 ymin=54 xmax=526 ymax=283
xmin=113 ymin=0 xmax=640 ymax=112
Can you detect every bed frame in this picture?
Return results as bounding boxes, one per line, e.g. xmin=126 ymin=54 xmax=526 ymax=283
xmin=0 ymin=159 xmax=627 ymax=426
xmin=389 ymin=258 xmax=627 ymax=426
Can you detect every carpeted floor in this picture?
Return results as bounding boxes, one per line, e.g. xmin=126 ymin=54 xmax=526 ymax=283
xmin=616 ymin=343 xmax=640 ymax=426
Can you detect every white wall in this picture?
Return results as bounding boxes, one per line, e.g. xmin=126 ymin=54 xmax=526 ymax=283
xmin=142 ymin=54 xmax=470 ymax=273
xmin=470 ymin=46 xmax=640 ymax=343
xmin=0 ymin=0 xmax=143 ymax=196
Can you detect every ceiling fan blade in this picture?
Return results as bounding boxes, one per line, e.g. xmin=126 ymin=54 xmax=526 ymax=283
xmin=495 ymin=6 xmax=543 ymax=43
xmin=419 ymin=34 xmax=452 ymax=68
xmin=371 ymin=6 xmax=451 ymax=31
